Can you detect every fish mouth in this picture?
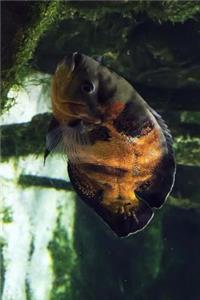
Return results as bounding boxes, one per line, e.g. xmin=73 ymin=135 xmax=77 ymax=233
xmin=63 ymin=52 xmax=83 ymax=73
xmin=56 ymin=52 xmax=83 ymax=76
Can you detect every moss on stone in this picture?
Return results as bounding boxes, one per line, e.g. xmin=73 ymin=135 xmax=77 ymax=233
xmin=1 ymin=113 xmax=51 ymax=159
xmin=137 ymin=1 xmax=200 ymax=23
xmin=174 ymin=136 xmax=200 ymax=166
xmin=1 ymin=206 xmax=13 ymax=223
xmin=2 ymin=2 xmax=64 ymax=111
xmin=48 ymin=213 xmax=76 ymax=300
xmin=181 ymin=111 xmax=200 ymax=124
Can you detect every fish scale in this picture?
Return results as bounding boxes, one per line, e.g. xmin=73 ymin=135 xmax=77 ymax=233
xmin=45 ymin=52 xmax=176 ymax=237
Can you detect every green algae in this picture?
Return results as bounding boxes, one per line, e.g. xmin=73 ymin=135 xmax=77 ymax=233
xmin=2 ymin=1 xmax=200 ymax=112
xmin=1 ymin=206 xmax=13 ymax=224
xmin=48 ymin=199 xmax=77 ymax=300
xmin=174 ymin=136 xmax=200 ymax=166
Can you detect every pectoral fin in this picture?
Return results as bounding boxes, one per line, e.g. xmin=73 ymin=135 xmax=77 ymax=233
xmin=44 ymin=117 xmax=62 ymax=164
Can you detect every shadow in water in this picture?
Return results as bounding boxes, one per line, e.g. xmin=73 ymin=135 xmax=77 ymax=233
xmin=72 ymin=198 xmax=164 ymax=300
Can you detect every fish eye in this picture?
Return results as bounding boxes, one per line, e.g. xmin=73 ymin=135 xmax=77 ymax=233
xmin=81 ymin=80 xmax=95 ymax=94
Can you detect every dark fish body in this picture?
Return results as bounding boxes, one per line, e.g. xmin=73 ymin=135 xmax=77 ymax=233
xmin=45 ymin=52 xmax=176 ymax=237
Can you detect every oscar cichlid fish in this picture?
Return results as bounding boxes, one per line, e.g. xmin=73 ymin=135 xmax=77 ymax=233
xmin=45 ymin=52 xmax=176 ymax=237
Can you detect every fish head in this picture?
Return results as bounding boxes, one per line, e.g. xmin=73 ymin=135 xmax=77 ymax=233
xmin=52 ymin=52 xmax=134 ymax=125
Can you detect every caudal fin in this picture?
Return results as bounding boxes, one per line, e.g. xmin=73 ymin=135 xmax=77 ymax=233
xmin=98 ymin=199 xmax=154 ymax=237
xmin=68 ymin=163 xmax=154 ymax=238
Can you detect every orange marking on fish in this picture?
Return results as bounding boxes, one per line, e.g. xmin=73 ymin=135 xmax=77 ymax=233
xmin=106 ymin=101 xmax=125 ymax=120
xmin=47 ymin=53 xmax=175 ymax=237
xmin=75 ymin=122 xmax=163 ymax=211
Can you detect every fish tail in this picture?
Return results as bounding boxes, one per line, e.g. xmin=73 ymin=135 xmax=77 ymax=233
xmin=99 ymin=195 xmax=154 ymax=237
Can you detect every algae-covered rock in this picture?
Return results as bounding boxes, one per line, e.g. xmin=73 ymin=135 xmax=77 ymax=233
xmin=34 ymin=8 xmax=200 ymax=91
xmin=2 ymin=1 xmax=200 ymax=112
